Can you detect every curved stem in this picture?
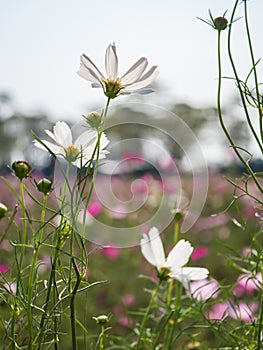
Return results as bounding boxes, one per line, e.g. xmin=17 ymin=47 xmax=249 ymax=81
xmin=227 ymin=0 xmax=263 ymax=154
xmin=217 ymin=28 xmax=263 ymax=194
xmin=243 ymin=0 xmax=263 ymax=143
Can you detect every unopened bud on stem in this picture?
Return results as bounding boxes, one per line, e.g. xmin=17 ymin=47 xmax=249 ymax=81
xmin=12 ymin=161 xmax=31 ymax=180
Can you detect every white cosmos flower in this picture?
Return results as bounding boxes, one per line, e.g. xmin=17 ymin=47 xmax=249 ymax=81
xmin=77 ymin=42 xmax=159 ymax=99
xmin=33 ymin=121 xmax=109 ymax=168
xmin=140 ymin=227 xmax=209 ymax=289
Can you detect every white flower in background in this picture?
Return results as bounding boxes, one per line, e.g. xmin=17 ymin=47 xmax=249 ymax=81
xmin=77 ymin=42 xmax=159 ymax=99
xmin=140 ymin=227 xmax=209 ymax=289
xmin=33 ymin=121 xmax=109 ymax=167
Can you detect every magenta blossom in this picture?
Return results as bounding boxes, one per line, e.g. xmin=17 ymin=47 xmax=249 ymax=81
xmin=88 ymin=202 xmax=102 ymax=217
xmin=191 ymin=246 xmax=209 ymax=261
xmin=0 ymin=264 xmax=9 ymax=274
xmin=103 ymin=246 xmax=119 ymax=260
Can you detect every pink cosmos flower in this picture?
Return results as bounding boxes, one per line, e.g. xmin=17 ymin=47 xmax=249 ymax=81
xmin=190 ymin=278 xmax=220 ymax=301
xmin=207 ymin=301 xmax=258 ymax=323
xmin=0 ymin=264 xmax=9 ymax=274
xmin=234 ymin=273 xmax=262 ymax=296
xmin=103 ymin=246 xmax=119 ymax=260
xmin=119 ymin=315 xmax=133 ymax=327
xmin=207 ymin=302 xmax=228 ymax=320
xmin=4 ymin=282 xmax=17 ymax=294
xmin=121 ymin=294 xmax=135 ymax=306
xmin=88 ymin=202 xmax=102 ymax=217
xmin=228 ymin=302 xmax=258 ymax=323
xmin=191 ymin=246 xmax=209 ymax=261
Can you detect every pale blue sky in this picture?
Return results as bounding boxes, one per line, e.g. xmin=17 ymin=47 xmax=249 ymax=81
xmin=0 ymin=0 xmax=262 ymax=120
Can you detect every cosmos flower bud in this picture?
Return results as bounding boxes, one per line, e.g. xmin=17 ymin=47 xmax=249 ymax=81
xmin=214 ymin=17 xmax=228 ymax=31
xmin=12 ymin=161 xmax=31 ymax=180
xmin=36 ymin=178 xmax=53 ymax=195
xmin=0 ymin=203 xmax=8 ymax=220
xmin=85 ymin=111 xmax=102 ymax=130
xmin=93 ymin=315 xmax=109 ymax=325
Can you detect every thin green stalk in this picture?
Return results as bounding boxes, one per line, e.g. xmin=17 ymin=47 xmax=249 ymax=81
xmin=80 ymin=97 xmax=111 ymax=237
xmin=135 ymin=281 xmax=161 ymax=350
xmin=27 ymin=193 xmax=48 ymax=349
xmin=256 ymin=270 xmax=263 ymax=348
xmin=69 ymin=256 xmax=81 ymax=350
xmin=163 ymin=219 xmax=181 ymax=345
xmin=34 ymin=239 xmax=60 ymax=348
xmin=99 ymin=325 xmax=105 ymax=349
xmin=227 ymin=0 xmax=263 ymax=154
xmin=19 ymin=179 xmax=27 ymax=273
xmin=166 ymin=282 xmax=183 ymax=350
xmin=217 ymin=29 xmax=263 ymax=194
xmin=68 ymin=227 xmax=77 ymax=350
xmin=10 ymin=180 xmax=28 ymax=349
xmin=243 ymin=0 xmax=263 ymax=143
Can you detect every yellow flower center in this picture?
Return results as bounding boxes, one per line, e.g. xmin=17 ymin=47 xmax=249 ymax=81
xmin=65 ymin=144 xmax=80 ymax=162
xmin=157 ymin=266 xmax=171 ymax=281
xmin=102 ymin=78 xmax=124 ymax=99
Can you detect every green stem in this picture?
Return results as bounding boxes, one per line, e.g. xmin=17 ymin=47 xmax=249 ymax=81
xmin=27 ymin=193 xmax=48 ymax=349
xmin=10 ymin=180 xmax=28 ymax=349
xmin=34 ymin=240 xmax=60 ymax=348
xmin=217 ymin=29 xmax=263 ymax=194
xmin=256 ymin=270 xmax=263 ymax=348
xmin=166 ymin=282 xmax=183 ymax=349
xmin=80 ymin=97 xmax=111 ymax=237
xmin=163 ymin=219 xmax=181 ymax=345
xmin=243 ymin=0 xmax=263 ymax=144
xmin=19 ymin=179 xmax=27 ymax=273
xmin=136 ymin=281 xmax=161 ymax=350
xmin=227 ymin=0 xmax=263 ymax=154
xmin=99 ymin=325 xmax=105 ymax=349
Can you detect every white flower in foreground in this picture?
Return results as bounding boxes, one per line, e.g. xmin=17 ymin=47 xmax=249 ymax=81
xmin=140 ymin=227 xmax=209 ymax=289
xmin=33 ymin=121 xmax=109 ymax=167
xmin=77 ymin=42 xmax=159 ymax=99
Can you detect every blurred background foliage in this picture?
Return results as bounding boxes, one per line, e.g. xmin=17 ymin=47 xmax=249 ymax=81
xmin=0 ymin=90 xmax=257 ymax=174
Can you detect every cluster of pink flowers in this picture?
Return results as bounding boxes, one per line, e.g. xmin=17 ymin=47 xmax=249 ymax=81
xmin=190 ymin=271 xmax=261 ymax=323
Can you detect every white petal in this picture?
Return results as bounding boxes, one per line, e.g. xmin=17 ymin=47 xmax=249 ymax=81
xmin=79 ymin=54 xmax=105 ymax=82
xmin=181 ymin=267 xmax=209 ymax=281
xmin=98 ymin=149 xmax=110 ymax=159
xmin=91 ymin=83 xmax=102 ymax=88
xmin=72 ymin=156 xmax=88 ymax=168
xmin=171 ymin=267 xmax=209 ymax=289
xmin=167 ymin=240 xmax=193 ymax=270
xmin=140 ymin=233 xmax=157 ymax=266
xmin=123 ymin=66 xmax=159 ymax=92
xmin=148 ymin=227 xmax=165 ymax=268
xmin=77 ymin=64 xmax=102 ymax=85
xmin=33 ymin=139 xmax=65 ymax=157
xmin=121 ymin=57 xmax=148 ymax=85
xmin=52 ymin=121 xmax=72 ymax=147
xmin=105 ymin=42 xmax=118 ymax=79
xmin=74 ymin=129 xmax=97 ymax=149
xmin=99 ymin=132 xmax=110 ymax=149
